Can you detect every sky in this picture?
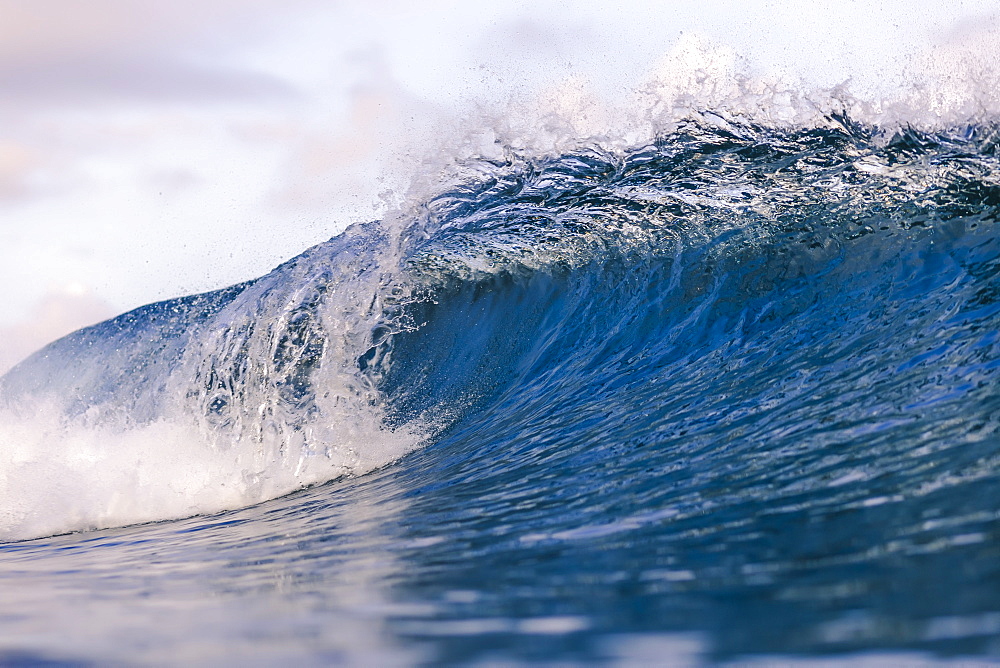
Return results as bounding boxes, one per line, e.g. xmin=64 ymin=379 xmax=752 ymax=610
xmin=1 ymin=0 xmax=998 ymax=372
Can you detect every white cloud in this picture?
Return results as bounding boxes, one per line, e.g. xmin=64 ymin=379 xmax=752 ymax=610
xmin=0 ymin=1 xmax=313 ymax=106
xmin=0 ymin=286 xmax=115 ymax=375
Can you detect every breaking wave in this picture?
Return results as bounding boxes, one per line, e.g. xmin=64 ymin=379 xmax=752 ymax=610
xmin=1 ymin=113 xmax=998 ymax=555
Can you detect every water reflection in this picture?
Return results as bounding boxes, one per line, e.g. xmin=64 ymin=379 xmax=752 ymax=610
xmin=0 ymin=469 xmax=424 ymax=665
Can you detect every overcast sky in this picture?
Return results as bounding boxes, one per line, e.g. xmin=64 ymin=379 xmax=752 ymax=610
xmin=1 ymin=0 xmax=998 ymax=372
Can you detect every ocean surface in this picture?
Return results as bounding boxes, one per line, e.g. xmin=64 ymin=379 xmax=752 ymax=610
xmin=1 ymin=116 xmax=999 ymax=665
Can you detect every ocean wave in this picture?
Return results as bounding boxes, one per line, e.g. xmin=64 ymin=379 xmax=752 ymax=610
xmin=1 ymin=116 xmax=998 ymax=544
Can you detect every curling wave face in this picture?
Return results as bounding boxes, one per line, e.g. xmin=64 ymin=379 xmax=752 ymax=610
xmin=1 ymin=115 xmax=999 ymax=557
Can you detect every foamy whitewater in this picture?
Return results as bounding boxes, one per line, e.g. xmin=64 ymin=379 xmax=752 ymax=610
xmin=2 ymin=34 xmax=1000 ymax=663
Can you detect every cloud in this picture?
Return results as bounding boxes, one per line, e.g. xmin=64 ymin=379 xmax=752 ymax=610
xmin=0 ymin=285 xmax=116 ymax=375
xmin=0 ymin=0 xmax=307 ymax=105
xmin=0 ymin=57 xmax=296 ymax=105
xmin=0 ymin=0 xmax=309 ymax=63
xmin=0 ymin=141 xmax=37 ymax=200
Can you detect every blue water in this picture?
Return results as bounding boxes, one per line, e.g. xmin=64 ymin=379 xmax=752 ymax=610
xmin=2 ymin=118 xmax=1000 ymax=665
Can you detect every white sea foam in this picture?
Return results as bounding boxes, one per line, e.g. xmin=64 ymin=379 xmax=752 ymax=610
xmin=0 ymin=391 xmax=424 ymax=542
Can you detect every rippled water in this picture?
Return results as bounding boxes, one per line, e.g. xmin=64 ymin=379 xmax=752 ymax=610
xmin=1 ymin=118 xmax=999 ymax=665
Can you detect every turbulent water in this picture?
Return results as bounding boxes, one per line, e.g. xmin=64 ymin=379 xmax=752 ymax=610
xmin=1 ymin=116 xmax=999 ymax=664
